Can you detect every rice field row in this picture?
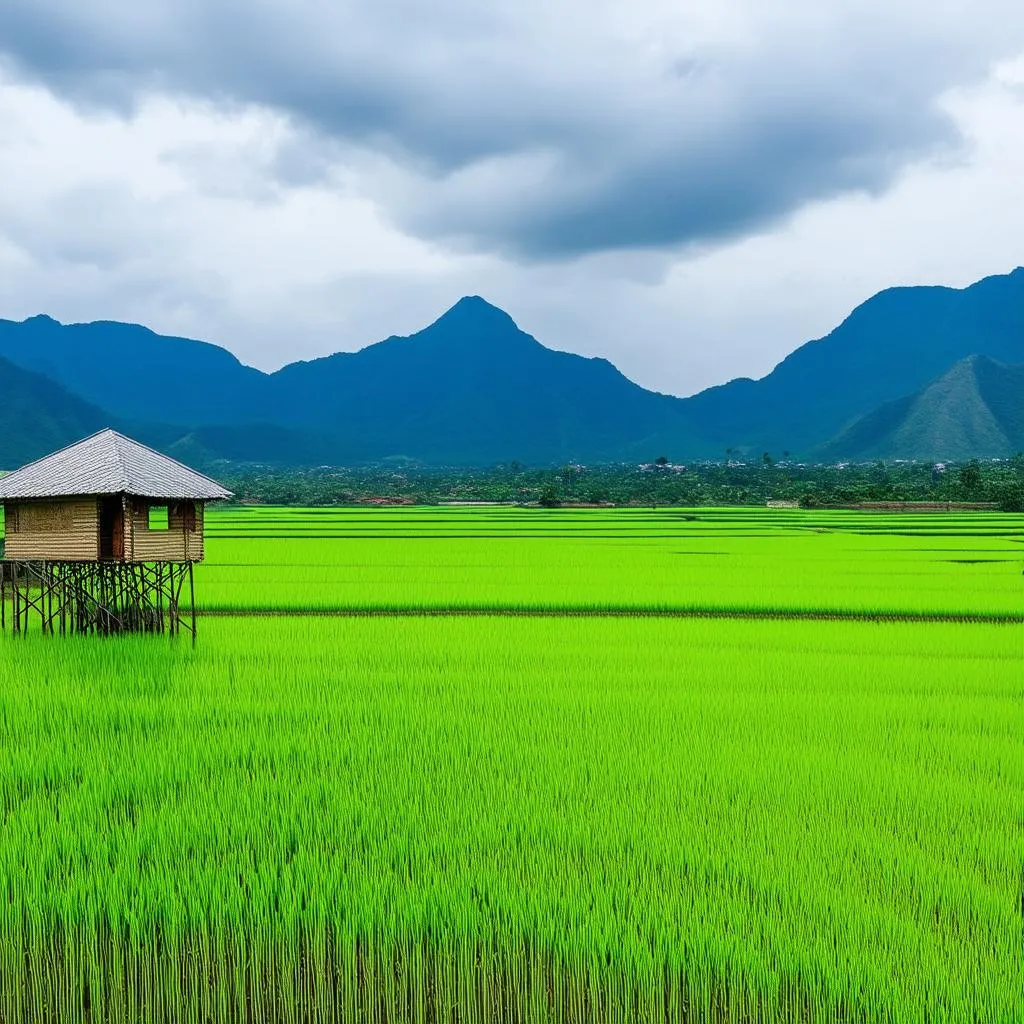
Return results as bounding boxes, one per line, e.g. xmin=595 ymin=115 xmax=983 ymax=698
xmin=0 ymin=505 xmax=1021 ymax=1022
xmin=1 ymin=616 xmax=1021 ymax=1023
xmin=197 ymin=506 xmax=1024 ymax=618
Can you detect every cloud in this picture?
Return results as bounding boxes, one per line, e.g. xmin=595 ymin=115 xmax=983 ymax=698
xmin=1 ymin=4 xmax=1024 ymax=407
xmin=2 ymin=1 xmax=1024 ymax=259
xmin=0 ymin=77 xmax=454 ymax=367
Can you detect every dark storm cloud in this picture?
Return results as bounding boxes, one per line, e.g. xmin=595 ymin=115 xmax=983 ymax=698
xmin=1 ymin=1 xmax=1022 ymax=259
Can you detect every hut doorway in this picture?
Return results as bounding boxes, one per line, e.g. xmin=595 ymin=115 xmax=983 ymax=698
xmin=99 ymin=497 xmax=124 ymax=561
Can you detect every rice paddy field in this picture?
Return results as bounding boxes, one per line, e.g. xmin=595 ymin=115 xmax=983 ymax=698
xmin=1 ymin=506 xmax=1022 ymax=1023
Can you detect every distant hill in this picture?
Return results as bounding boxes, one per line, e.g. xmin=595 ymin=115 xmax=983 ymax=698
xmin=0 ymin=355 xmax=109 ymax=469
xmin=256 ymin=297 xmax=695 ymax=462
xmin=144 ymin=422 xmax=356 ymax=470
xmin=679 ymin=268 xmax=1024 ymax=455
xmin=1 ymin=298 xmax=696 ymax=464
xmin=2 ymin=268 xmax=1024 ymax=465
xmin=0 ymin=314 xmax=266 ymax=426
xmin=817 ymin=356 xmax=1024 ymax=461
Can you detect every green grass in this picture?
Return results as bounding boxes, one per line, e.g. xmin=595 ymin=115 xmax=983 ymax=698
xmin=0 ymin=506 xmax=1022 ymax=1022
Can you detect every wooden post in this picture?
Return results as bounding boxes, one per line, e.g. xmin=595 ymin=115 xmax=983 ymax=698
xmin=1 ymin=559 xmax=200 ymax=640
xmin=157 ymin=563 xmax=164 ymax=633
xmin=169 ymin=564 xmax=177 ymax=636
xmin=189 ymin=561 xmax=196 ymax=644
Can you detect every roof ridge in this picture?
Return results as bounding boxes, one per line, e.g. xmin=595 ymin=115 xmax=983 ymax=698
xmin=110 ymin=430 xmax=129 ymax=491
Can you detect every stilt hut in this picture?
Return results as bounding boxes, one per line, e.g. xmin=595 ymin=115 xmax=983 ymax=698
xmin=0 ymin=429 xmax=231 ymax=637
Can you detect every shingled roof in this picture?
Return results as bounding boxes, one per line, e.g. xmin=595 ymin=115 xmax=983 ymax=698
xmin=0 ymin=429 xmax=232 ymax=501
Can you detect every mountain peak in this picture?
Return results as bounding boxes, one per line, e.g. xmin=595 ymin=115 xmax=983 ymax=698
xmin=430 ymin=296 xmax=519 ymax=333
xmin=946 ymin=353 xmax=990 ymax=371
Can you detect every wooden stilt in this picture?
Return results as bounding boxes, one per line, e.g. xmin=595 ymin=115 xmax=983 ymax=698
xmin=1 ymin=560 xmax=200 ymax=639
xmin=189 ymin=562 xmax=196 ymax=645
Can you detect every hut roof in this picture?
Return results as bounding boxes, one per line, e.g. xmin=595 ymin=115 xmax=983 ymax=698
xmin=0 ymin=429 xmax=232 ymax=501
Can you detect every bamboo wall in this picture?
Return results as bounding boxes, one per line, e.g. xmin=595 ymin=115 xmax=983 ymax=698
xmin=127 ymin=501 xmax=205 ymax=563
xmin=1 ymin=500 xmax=99 ymax=561
xmin=1 ymin=498 xmax=206 ymax=563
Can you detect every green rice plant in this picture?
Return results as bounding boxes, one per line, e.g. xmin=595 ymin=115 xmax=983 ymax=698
xmin=0 ymin=615 xmax=1020 ymax=1022
xmin=197 ymin=506 xmax=1024 ymax=618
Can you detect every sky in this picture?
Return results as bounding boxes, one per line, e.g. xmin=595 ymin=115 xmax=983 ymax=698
xmin=1 ymin=1 xmax=1024 ymax=397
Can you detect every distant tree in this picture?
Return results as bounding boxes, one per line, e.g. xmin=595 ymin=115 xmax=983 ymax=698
xmin=958 ymin=460 xmax=982 ymax=494
xmin=211 ymin=454 xmax=1024 ymax=510
xmin=538 ymin=481 xmax=561 ymax=507
xmin=997 ymin=482 xmax=1024 ymax=512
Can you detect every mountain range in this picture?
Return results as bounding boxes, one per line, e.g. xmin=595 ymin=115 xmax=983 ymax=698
xmin=2 ymin=269 xmax=1024 ymax=468
xmin=0 ymin=356 xmax=108 ymax=469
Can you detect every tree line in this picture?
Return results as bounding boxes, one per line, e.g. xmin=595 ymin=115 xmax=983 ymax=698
xmin=215 ymin=455 xmax=1024 ymax=511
